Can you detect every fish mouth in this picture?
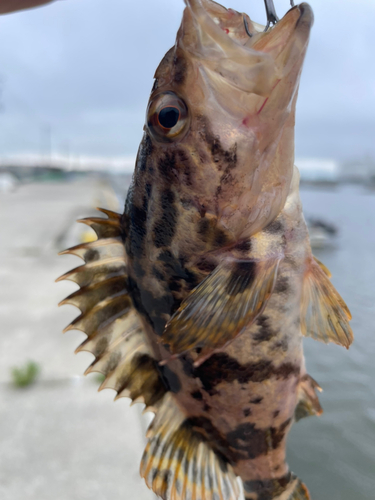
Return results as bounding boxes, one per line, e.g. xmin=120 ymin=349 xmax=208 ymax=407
xmin=180 ymin=0 xmax=313 ymax=96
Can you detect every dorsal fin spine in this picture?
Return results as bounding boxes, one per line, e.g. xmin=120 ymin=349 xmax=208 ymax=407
xmin=58 ymin=208 xmax=167 ymax=411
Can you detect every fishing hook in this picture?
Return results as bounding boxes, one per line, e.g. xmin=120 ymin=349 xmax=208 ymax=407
xmin=243 ymin=16 xmax=253 ymax=37
xmin=290 ymin=0 xmax=295 ymax=6
xmin=263 ymin=0 xmax=279 ymax=31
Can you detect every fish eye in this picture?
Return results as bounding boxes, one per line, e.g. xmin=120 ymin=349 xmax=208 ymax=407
xmin=158 ymin=106 xmax=180 ymax=129
xmin=147 ymin=91 xmax=189 ymax=143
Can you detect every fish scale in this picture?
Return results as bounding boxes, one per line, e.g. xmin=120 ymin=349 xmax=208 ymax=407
xmin=58 ymin=1 xmax=353 ymax=499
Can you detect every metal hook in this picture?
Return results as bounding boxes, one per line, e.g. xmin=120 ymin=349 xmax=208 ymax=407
xmin=263 ymin=0 xmax=279 ymax=31
xmin=243 ymin=16 xmax=253 ymax=38
xmin=290 ymin=0 xmax=295 ymax=6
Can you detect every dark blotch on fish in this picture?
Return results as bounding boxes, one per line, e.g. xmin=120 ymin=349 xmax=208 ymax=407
xmin=187 ymin=416 xmax=232 ymax=466
xmin=158 ymin=151 xmax=177 ymax=184
xmin=226 ymin=423 xmax=269 ymax=459
xmin=243 ymin=472 xmax=292 ymax=500
xmin=264 ymin=219 xmax=283 ymax=234
xmin=159 ymin=250 xmax=198 ymax=288
xmin=199 ymin=116 xmax=238 ymax=169
xmin=152 ymin=266 xmax=165 ymax=282
xmin=127 ymin=275 xmax=176 ymax=335
xmin=234 ymin=240 xmax=252 ymax=252
xmin=177 ymin=149 xmax=194 ymax=186
xmin=272 ymin=337 xmax=289 ymax=352
xmin=253 ymin=315 xmax=278 ymax=343
xmin=191 ymin=390 xmax=203 ymax=400
xmin=250 ymin=396 xmax=263 ymax=404
xmin=226 ymin=261 xmax=256 ymax=296
xmin=133 ymin=260 xmax=146 ymax=279
xmin=194 ymin=353 xmax=300 ymax=395
xmin=168 ymin=279 xmax=182 ymax=292
xmin=84 ymin=249 xmax=100 ymax=262
xmin=226 ymin=419 xmax=292 ymax=460
xmin=197 ymin=217 xmax=229 ymax=248
xmin=145 ymin=182 xmax=152 ymax=200
xmin=243 ymin=408 xmax=252 ymax=417
xmin=129 ymin=203 xmax=147 ymax=255
xmin=197 ymin=217 xmax=211 ymax=238
xmin=173 ymin=55 xmax=187 ymax=84
xmin=213 ymin=228 xmax=230 ymax=248
xmin=270 ymin=418 xmax=292 ymax=448
xmin=158 ymin=364 xmax=182 ymax=393
xmin=195 ymin=256 xmax=217 ymax=274
xmin=153 ymin=189 xmax=178 ymax=248
xmin=118 ymin=354 xmax=166 ymax=407
xmin=138 ymin=134 xmax=154 ymax=173
xmin=274 ymin=276 xmax=289 ymax=294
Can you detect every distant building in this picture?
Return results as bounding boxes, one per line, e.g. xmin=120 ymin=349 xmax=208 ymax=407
xmin=0 ymin=153 xmax=136 ymax=177
xmin=340 ymin=157 xmax=375 ymax=183
xmin=295 ymin=158 xmax=339 ymax=184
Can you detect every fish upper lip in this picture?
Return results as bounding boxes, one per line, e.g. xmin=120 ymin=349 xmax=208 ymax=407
xmin=296 ymin=3 xmax=314 ymax=29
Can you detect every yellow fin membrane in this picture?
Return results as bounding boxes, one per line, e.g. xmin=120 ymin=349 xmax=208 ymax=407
xmin=141 ymin=393 xmax=240 ymax=500
xmin=301 ymin=257 xmax=353 ymax=348
xmin=58 ymin=209 xmax=166 ymax=409
xmin=295 ymin=374 xmax=323 ymax=422
xmin=161 ymin=256 xmax=281 ymax=362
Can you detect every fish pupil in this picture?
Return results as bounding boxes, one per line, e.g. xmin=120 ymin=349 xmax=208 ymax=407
xmin=158 ymin=107 xmax=180 ymax=129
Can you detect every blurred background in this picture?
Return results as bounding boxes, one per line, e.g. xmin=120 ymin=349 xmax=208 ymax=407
xmin=0 ymin=0 xmax=374 ymax=499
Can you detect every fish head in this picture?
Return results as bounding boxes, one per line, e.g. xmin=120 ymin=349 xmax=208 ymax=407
xmin=144 ymin=0 xmax=313 ymax=242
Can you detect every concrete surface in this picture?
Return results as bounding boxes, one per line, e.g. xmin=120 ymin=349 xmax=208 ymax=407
xmin=0 ymin=179 xmax=155 ymax=500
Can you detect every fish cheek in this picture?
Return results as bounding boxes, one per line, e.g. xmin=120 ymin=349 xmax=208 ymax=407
xmin=152 ymin=189 xmax=178 ymax=248
xmin=129 ymin=204 xmax=147 ymax=256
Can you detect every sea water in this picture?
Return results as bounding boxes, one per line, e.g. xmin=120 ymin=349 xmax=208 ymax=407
xmin=288 ymin=185 xmax=375 ymax=500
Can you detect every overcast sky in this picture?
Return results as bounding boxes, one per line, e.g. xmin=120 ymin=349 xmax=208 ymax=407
xmin=0 ymin=0 xmax=374 ymax=162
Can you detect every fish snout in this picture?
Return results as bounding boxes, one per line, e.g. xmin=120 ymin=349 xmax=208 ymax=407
xmin=296 ymin=3 xmax=314 ymax=30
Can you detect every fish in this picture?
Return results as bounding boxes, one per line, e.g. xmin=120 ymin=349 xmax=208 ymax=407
xmin=58 ymin=1 xmax=353 ymax=499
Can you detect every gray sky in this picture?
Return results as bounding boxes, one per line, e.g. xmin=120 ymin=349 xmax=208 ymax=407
xmin=0 ymin=0 xmax=374 ymax=162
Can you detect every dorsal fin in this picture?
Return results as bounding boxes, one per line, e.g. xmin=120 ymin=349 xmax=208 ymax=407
xmin=301 ymin=257 xmax=353 ymax=349
xmin=57 ymin=208 xmax=166 ymax=410
xmin=141 ymin=393 xmax=240 ymax=500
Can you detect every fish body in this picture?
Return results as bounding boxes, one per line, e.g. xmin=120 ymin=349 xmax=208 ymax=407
xmin=59 ymin=1 xmax=353 ymax=499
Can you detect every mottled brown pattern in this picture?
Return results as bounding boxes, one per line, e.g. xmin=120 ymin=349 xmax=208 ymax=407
xmin=58 ymin=2 xmax=352 ymax=499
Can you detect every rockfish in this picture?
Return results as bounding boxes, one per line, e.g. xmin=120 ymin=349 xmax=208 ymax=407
xmin=59 ymin=1 xmax=353 ymax=499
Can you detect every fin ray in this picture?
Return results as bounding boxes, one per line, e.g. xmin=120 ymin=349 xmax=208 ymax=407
xmin=58 ymin=208 xmax=166 ymax=410
xmin=295 ymin=374 xmax=323 ymax=422
xmin=301 ymin=257 xmax=353 ymax=348
xmin=161 ymin=256 xmax=281 ymax=362
xmin=141 ymin=394 xmax=240 ymax=500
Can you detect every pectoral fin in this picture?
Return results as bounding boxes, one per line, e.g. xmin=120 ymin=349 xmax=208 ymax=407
xmin=301 ymin=257 xmax=353 ymax=348
xmin=160 ymin=255 xmax=281 ymax=362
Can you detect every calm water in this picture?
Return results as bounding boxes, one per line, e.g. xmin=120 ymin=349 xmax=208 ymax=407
xmin=287 ymin=185 xmax=375 ymax=500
